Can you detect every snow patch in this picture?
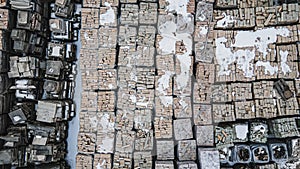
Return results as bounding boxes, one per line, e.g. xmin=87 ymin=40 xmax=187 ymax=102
xmin=157 ymin=71 xmax=174 ymax=95
xmin=279 ymin=50 xmax=291 ymax=75
xmin=216 ymin=13 xmax=236 ymax=28
xmin=100 ymin=2 xmax=115 ymax=25
xmin=159 ymin=96 xmax=173 ymax=107
xmin=165 ymin=0 xmax=190 ymax=18
xmin=255 ymin=61 xmax=278 ymax=75
xmin=215 ymin=27 xmax=290 ymax=77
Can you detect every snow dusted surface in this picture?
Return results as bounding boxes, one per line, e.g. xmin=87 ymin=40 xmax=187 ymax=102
xmin=215 ymin=27 xmax=291 ymax=77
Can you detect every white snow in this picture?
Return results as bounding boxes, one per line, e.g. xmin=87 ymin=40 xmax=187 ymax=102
xmin=159 ymin=96 xmax=173 ymax=107
xmin=165 ymin=0 xmax=190 ymax=18
xmin=279 ymin=50 xmax=291 ymax=75
xmin=199 ymin=26 xmax=208 ymax=35
xmin=255 ymin=61 xmax=278 ymax=75
xmin=158 ymin=19 xmax=192 ymax=91
xmin=232 ymin=27 xmax=290 ymax=58
xmin=129 ymin=95 xmax=137 ymax=103
xmin=157 ymin=71 xmax=174 ymax=95
xmin=215 ymin=27 xmax=290 ymax=77
xmin=97 ymin=136 xmax=114 ymax=153
xmin=100 ymin=113 xmax=114 ymax=131
xmin=215 ymin=37 xmax=255 ymax=77
xmin=178 ymin=97 xmax=188 ymax=111
xmin=100 ymin=2 xmax=115 ymax=25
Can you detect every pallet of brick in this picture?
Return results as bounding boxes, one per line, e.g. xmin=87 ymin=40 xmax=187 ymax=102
xmin=115 ymin=109 xmax=134 ymax=131
xmin=195 ymin=63 xmax=215 ymax=83
xmin=83 ymin=0 xmax=100 ymax=8
xmin=155 ymin=96 xmax=173 ymax=117
xmin=253 ymin=81 xmax=275 ymax=99
xmin=100 ymin=5 xmax=118 ymax=27
xmin=120 ymin=4 xmax=138 ymax=26
xmin=120 ymin=0 xmax=136 ymax=3
xmin=102 ymin=0 xmax=118 ymax=7
xmin=277 ymin=44 xmax=297 ymax=62
xmin=80 ymin=29 xmax=99 ymax=49
xmin=235 ymin=101 xmax=256 ymax=119
xmin=177 ymin=140 xmax=197 ymax=161
xmin=113 ymin=152 xmax=133 ymax=169
xmin=278 ymin=3 xmax=299 ymax=24
xmin=193 ymin=82 xmax=212 ymax=104
xmin=255 ymin=44 xmax=276 ymax=62
xmin=135 ymin=46 xmax=155 ymax=67
xmin=278 ymin=61 xmax=298 ymax=79
xmin=81 ymin=91 xmax=98 ymax=112
xmin=96 ymin=132 xmax=115 ymax=153
xmin=156 ymin=140 xmax=174 ymax=160
xmin=117 ymin=46 xmax=137 ymax=66
xmin=117 ymin=88 xmax=136 ymax=110
xmin=155 ymin=73 xmax=174 ymax=96
xmin=174 ymin=118 xmax=193 ymax=140
xmin=155 ymin=161 xmax=174 ymax=169
xmin=81 ymin=69 xmax=99 ymax=90
xmin=117 ymin=66 xmax=136 ymax=89
xmin=93 ymin=154 xmax=112 ymax=169
xmin=80 ymin=49 xmax=98 ymax=70
xmin=231 ymin=83 xmax=252 ymax=101
xmin=193 ymin=104 xmax=212 ymax=125
xmin=76 ymin=154 xmax=93 ymax=169
xmin=135 ymin=130 xmax=154 ymax=151
xmin=97 ymin=111 xmax=115 ymax=133
xmin=177 ymin=161 xmax=198 ymax=169
xmin=215 ymin=0 xmax=237 ymax=8
xmin=97 ymin=91 xmax=115 ymax=112
xmin=213 ymin=104 xmax=235 ymax=123
xmin=196 ymin=125 xmax=214 ymax=146
xmin=196 ymin=1 xmax=213 ymax=22
xmin=156 ymin=54 xmax=175 ymax=75
xmin=115 ymin=131 xmax=135 ymax=153
xmin=174 ymin=96 xmax=192 ymax=118
xmin=79 ymin=111 xmax=98 ymax=133
xmin=134 ymin=109 xmax=152 ymax=130
xmin=154 ymin=116 xmax=173 ymax=139
xmin=139 ymin=3 xmax=157 ymax=25
xmin=215 ymin=64 xmax=236 ymax=82
xmin=136 ymin=67 xmax=155 ymax=89
xmin=198 ymin=148 xmax=220 ymax=169
xmin=77 ymin=133 xmax=96 ymax=154
xmin=255 ymin=99 xmax=277 ymax=118
xmin=81 ymin=8 xmax=99 ymax=29
xmin=278 ymin=97 xmax=299 ymax=116
xmin=0 ymin=9 xmax=8 ymax=30
xmin=98 ymin=69 xmax=117 ymax=90
xmin=158 ymin=0 xmax=195 ymax=14
xmin=98 ymin=27 xmax=117 ymax=48
xmin=118 ymin=25 xmax=137 ymax=46
xmin=138 ymin=26 xmax=156 ymax=46
xmin=194 ymin=22 xmax=214 ymax=43
xmin=136 ymin=89 xmax=154 ymax=109
xmin=212 ymin=84 xmax=232 ymax=103
xmin=133 ymin=151 xmax=152 ymax=168
xmin=98 ymin=48 xmax=116 ymax=69
xmin=254 ymin=61 xmax=278 ymax=80
xmin=174 ymin=75 xmax=192 ymax=96
xmin=277 ymin=25 xmax=298 ymax=43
